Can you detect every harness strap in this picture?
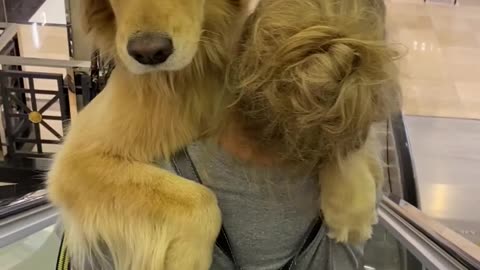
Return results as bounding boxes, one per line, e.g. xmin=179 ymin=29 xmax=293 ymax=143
xmin=171 ymin=148 xmax=238 ymax=264
xmin=56 ymin=234 xmax=71 ymax=270
xmin=171 ymin=148 xmax=322 ymax=270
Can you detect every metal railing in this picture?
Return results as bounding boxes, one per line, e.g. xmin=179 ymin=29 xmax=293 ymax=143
xmin=379 ymin=196 xmax=480 ymax=270
xmin=0 ymin=23 xmax=91 ymax=160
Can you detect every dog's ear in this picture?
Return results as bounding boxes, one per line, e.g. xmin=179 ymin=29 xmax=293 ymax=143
xmin=80 ymin=0 xmax=115 ymax=51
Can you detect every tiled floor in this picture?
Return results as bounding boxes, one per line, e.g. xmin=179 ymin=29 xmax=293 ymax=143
xmin=386 ymin=0 xmax=480 ymax=119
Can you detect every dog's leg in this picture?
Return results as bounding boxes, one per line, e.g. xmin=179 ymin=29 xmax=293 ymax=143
xmin=48 ymin=70 xmax=221 ymax=270
xmin=319 ymin=137 xmax=383 ymax=244
xmin=50 ymin=156 xmax=221 ymax=270
xmin=50 ymin=154 xmax=221 ymax=270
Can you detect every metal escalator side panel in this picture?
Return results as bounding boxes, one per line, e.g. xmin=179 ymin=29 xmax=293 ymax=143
xmin=0 ymin=203 xmax=58 ymax=249
xmin=379 ymin=197 xmax=480 ymax=270
xmin=390 ymin=114 xmax=420 ymax=207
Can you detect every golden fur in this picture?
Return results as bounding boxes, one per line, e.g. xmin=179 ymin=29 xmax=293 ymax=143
xmin=48 ymin=0 xmax=399 ymax=268
xmin=49 ymin=0 xmax=245 ymax=269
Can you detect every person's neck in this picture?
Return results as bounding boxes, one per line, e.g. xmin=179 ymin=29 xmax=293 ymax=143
xmin=218 ymin=119 xmax=278 ymax=167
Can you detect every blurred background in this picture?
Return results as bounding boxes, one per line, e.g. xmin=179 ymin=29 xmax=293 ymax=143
xmin=0 ymin=0 xmax=478 ymax=269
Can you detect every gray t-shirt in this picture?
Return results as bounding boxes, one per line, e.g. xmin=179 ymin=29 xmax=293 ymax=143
xmin=163 ymin=142 xmax=363 ymax=270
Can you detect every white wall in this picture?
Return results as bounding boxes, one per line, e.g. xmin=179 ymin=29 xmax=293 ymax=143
xmin=29 ymin=0 xmax=66 ymax=25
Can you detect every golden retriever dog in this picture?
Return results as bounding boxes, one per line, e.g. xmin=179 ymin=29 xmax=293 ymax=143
xmin=47 ymin=0 xmax=398 ymax=269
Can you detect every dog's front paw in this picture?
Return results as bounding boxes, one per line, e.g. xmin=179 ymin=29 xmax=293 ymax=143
xmin=55 ymin=172 xmax=222 ymax=270
xmin=163 ymin=184 xmax=223 ymax=270
xmin=323 ymin=204 xmax=376 ymax=243
xmin=320 ymin=164 xmax=378 ymax=244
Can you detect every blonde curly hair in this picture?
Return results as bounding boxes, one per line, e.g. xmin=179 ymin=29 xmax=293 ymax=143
xmin=228 ymin=0 xmax=400 ymax=167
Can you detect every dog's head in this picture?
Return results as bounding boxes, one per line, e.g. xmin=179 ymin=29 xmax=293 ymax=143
xmin=81 ymin=0 xmax=241 ymax=74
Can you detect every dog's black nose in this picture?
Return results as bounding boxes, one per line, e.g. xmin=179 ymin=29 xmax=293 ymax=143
xmin=127 ymin=33 xmax=173 ymax=65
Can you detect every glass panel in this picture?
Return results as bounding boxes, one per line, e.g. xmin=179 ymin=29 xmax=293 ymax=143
xmin=364 ymin=224 xmax=429 ymax=270
xmin=364 ymin=225 xmax=405 ymax=270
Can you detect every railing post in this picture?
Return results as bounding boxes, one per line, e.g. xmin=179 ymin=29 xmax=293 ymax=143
xmin=65 ymin=0 xmax=92 ymax=61
xmin=65 ymin=67 xmax=78 ymax=121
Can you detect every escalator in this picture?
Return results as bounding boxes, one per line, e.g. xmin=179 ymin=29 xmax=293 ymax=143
xmin=0 ymin=25 xmax=479 ymax=270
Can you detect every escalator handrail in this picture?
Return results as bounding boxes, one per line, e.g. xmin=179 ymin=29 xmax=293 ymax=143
xmin=381 ymin=196 xmax=480 ymax=270
xmin=0 ymin=191 xmax=48 ymax=219
xmin=0 ymin=55 xmax=90 ymax=69
xmin=390 ymin=113 xmax=420 ymax=207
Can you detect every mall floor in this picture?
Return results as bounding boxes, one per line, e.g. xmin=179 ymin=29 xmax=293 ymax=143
xmin=385 ymin=0 xmax=480 ymax=244
xmin=2 ymin=0 xmax=480 ymax=244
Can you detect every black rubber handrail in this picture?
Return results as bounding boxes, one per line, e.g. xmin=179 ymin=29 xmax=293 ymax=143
xmin=0 ymin=191 xmax=48 ymax=219
xmin=390 ymin=113 xmax=419 ymax=207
